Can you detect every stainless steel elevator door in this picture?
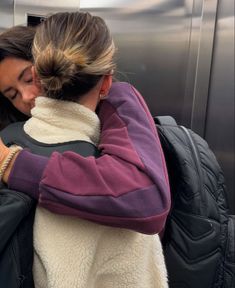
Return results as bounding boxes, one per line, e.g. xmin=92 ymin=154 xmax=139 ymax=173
xmin=205 ymin=0 xmax=235 ymax=213
xmin=80 ymin=0 xmax=195 ymax=121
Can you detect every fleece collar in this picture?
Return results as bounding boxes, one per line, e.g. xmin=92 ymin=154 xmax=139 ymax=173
xmin=24 ymin=96 xmax=100 ymax=145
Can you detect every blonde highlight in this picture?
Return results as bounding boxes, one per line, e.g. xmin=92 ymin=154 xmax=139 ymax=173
xmin=32 ymin=12 xmax=116 ymax=100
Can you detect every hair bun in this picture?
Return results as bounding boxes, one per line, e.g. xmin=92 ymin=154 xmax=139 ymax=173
xmin=35 ymin=45 xmax=76 ymax=92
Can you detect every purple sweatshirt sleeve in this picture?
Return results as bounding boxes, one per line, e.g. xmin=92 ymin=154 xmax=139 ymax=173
xmin=9 ymin=82 xmax=171 ymax=234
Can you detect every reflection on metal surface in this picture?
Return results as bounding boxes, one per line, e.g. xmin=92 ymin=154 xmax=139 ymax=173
xmin=0 ymin=0 xmax=14 ymax=32
xmin=81 ymin=0 xmax=195 ymax=122
xmin=182 ymin=0 xmax=203 ymax=127
xmin=14 ymin=0 xmax=79 ymax=25
xmin=190 ymin=0 xmax=218 ymax=136
xmin=205 ymin=0 xmax=234 ymax=213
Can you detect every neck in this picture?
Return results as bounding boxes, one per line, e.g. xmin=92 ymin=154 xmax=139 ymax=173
xmin=78 ymin=90 xmax=100 ymax=112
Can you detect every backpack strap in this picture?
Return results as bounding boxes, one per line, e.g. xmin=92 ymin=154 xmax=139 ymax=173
xmin=0 ymin=122 xmax=100 ymax=158
xmin=154 ymin=116 xmax=177 ymax=126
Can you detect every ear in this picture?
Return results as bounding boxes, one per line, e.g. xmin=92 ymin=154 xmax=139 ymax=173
xmin=99 ymin=74 xmax=112 ymax=98
xmin=31 ymin=66 xmax=42 ymax=91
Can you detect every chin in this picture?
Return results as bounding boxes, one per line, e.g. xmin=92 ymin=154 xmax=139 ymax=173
xmin=21 ymin=110 xmax=31 ymax=117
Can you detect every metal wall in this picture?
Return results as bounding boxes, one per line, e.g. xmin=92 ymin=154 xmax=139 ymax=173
xmin=205 ymin=0 xmax=234 ymax=213
xmin=80 ymin=0 xmax=195 ymax=121
xmin=0 ymin=0 xmax=14 ymax=32
xmin=0 ymin=0 xmax=234 ymax=212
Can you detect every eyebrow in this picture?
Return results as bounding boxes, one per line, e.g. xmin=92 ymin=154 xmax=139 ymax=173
xmin=2 ymin=65 xmax=32 ymax=94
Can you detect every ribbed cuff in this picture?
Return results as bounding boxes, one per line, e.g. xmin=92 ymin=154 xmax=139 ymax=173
xmin=8 ymin=149 xmax=48 ymax=200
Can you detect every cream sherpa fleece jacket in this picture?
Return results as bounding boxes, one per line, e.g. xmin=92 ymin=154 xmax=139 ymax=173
xmin=24 ymin=97 xmax=168 ymax=288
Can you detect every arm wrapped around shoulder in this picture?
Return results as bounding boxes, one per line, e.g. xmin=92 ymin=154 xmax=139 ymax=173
xmin=8 ymin=83 xmax=171 ymax=234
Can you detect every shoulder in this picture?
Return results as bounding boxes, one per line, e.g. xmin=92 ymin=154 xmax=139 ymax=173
xmin=107 ymin=81 xmax=142 ymax=108
xmin=99 ymin=81 xmax=155 ymax=133
xmin=0 ymin=122 xmax=25 ymax=146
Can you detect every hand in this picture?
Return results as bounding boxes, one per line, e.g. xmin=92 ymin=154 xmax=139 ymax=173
xmin=0 ymin=138 xmax=21 ymax=183
xmin=0 ymin=138 xmax=11 ymax=166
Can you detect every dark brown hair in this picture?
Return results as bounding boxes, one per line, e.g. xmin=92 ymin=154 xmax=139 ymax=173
xmin=0 ymin=26 xmax=35 ymax=130
xmin=33 ymin=12 xmax=116 ymax=101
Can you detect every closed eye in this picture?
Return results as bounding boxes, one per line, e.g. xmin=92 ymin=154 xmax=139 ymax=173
xmin=4 ymin=88 xmax=18 ymax=101
xmin=9 ymin=92 xmax=18 ymax=101
xmin=25 ymin=78 xmax=33 ymax=83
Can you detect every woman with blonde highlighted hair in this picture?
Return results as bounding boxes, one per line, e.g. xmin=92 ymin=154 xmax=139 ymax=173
xmin=0 ymin=12 xmax=169 ymax=287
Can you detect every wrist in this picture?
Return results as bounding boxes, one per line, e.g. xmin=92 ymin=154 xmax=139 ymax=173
xmin=0 ymin=146 xmax=10 ymax=166
xmin=0 ymin=146 xmax=22 ymax=183
xmin=2 ymin=151 xmax=20 ymax=183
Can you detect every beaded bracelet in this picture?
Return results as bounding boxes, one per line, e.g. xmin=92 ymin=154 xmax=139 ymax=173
xmin=0 ymin=146 xmax=22 ymax=182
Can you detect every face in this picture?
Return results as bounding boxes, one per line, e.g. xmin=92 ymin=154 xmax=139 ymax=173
xmin=0 ymin=57 xmax=41 ymax=116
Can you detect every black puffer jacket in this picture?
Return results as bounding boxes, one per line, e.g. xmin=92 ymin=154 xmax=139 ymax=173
xmin=155 ymin=116 xmax=235 ymax=288
xmin=0 ymin=186 xmax=35 ymax=288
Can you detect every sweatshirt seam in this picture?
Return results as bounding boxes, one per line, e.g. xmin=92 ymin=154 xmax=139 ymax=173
xmin=101 ymin=100 xmax=145 ymax=169
xmin=40 ymin=183 xmax=157 ymax=198
xmin=130 ymin=85 xmax=170 ymax=188
xmin=40 ymin=200 xmax=169 ymax=219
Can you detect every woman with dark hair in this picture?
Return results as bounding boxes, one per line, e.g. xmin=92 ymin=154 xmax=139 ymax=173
xmin=0 ymin=26 xmax=35 ymax=129
xmin=0 ymin=12 xmax=169 ymax=287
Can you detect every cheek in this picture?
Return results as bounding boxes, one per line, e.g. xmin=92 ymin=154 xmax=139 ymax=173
xmin=25 ymin=84 xmax=41 ymax=100
xmin=13 ymin=100 xmax=31 ymax=116
xmin=33 ymin=83 xmax=41 ymax=97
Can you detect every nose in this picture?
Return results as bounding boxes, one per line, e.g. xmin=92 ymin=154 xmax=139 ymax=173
xmin=21 ymin=86 xmax=38 ymax=107
xmin=22 ymin=90 xmax=36 ymax=103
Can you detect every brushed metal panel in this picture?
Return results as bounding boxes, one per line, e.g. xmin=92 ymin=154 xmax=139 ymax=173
xmin=182 ymin=0 xmax=204 ymax=127
xmin=190 ymin=0 xmax=218 ymax=136
xmin=0 ymin=0 xmax=14 ymax=32
xmin=205 ymin=0 xmax=235 ymax=213
xmin=14 ymin=0 xmax=79 ymax=26
xmin=80 ymin=0 xmax=195 ymax=122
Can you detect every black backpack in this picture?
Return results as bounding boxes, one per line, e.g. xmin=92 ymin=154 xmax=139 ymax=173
xmin=155 ymin=116 xmax=235 ymax=288
xmin=0 ymin=122 xmax=100 ymax=288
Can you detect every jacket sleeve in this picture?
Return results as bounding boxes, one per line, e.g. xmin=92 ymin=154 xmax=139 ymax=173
xmin=8 ymin=82 xmax=171 ymax=234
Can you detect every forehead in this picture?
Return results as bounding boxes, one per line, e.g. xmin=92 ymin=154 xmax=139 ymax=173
xmin=0 ymin=57 xmax=32 ymax=91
